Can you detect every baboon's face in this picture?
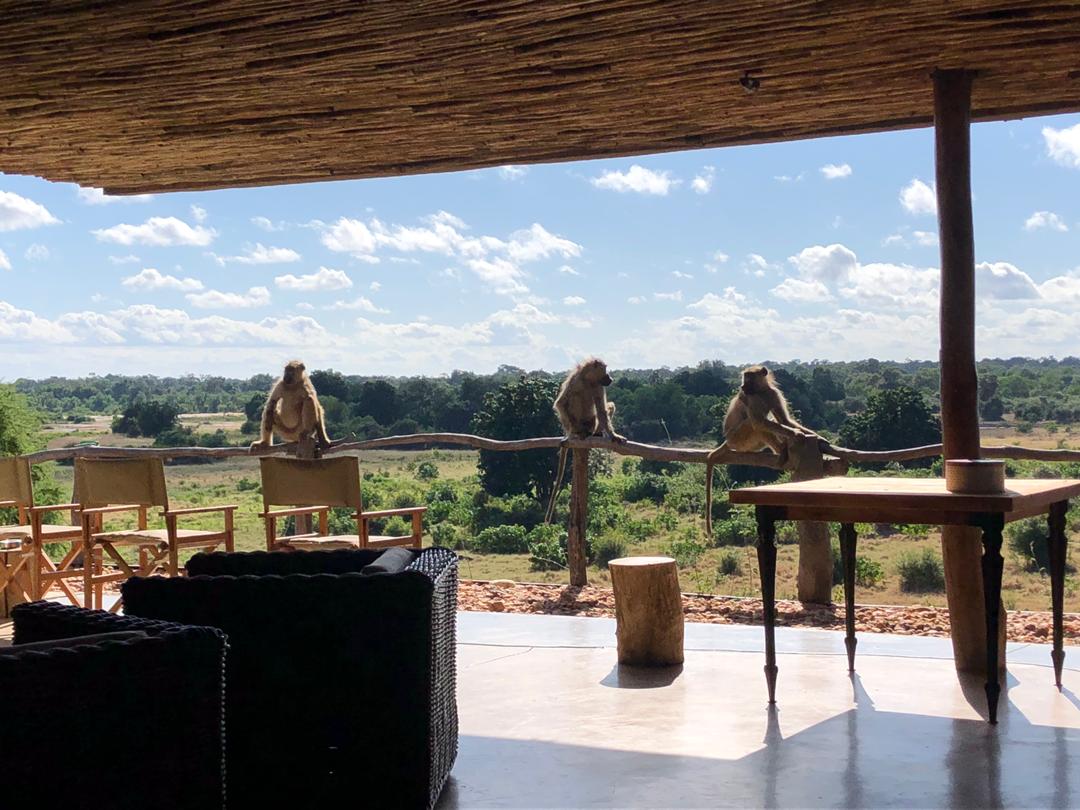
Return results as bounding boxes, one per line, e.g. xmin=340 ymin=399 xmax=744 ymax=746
xmin=585 ymin=360 xmax=612 ymax=386
xmin=741 ymin=366 xmax=769 ymax=393
xmin=283 ymin=361 xmax=305 ymax=385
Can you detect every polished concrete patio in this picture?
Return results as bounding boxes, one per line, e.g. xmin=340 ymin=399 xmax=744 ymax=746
xmin=441 ymin=612 xmax=1080 ymax=809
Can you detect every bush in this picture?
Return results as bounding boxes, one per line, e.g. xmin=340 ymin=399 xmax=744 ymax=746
xmin=527 ymin=524 xmax=567 ymax=571
xmin=235 ymin=477 xmax=259 ymax=492
xmin=896 ymin=548 xmax=945 ymax=593
xmin=1007 ymin=517 xmax=1074 ymax=573
xmin=432 ymin=522 xmax=466 ymax=549
xmin=472 ymin=493 xmax=545 ymax=533
xmin=830 ymin=543 xmax=885 ymax=588
xmin=712 ymin=508 xmax=756 ymax=547
xmin=415 ymin=460 xmax=440 ymax=481
xmin=667 ymin=532 xmax=705 ymax=568
xmin=592 ymin=534 xmax=628 ymax=568
xmin=717 ymin=550 xmax=742 ymax=577
xmin=623 ymin=472 xmax=668 ymax=503
xmin=471 ymin=524 xmax=529 ymax=554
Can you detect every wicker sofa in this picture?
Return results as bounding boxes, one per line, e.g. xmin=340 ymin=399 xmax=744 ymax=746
xmin=121 ymin=546 xmax=458 ymax=810
xmin=1 ymin=602 xmax=227 ymax=810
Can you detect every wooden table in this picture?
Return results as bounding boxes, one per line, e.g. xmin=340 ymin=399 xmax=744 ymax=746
xmin=729 ymin=477 xmax=1079 ymax=724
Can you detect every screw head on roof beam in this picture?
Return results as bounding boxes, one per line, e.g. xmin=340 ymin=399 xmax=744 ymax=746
xmin=739 ymin=71 xmax=760 ymax=93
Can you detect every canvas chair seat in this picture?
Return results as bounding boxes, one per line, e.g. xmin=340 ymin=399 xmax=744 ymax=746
xmin=0 ymin=522 xmax=81 ymax=541
xmin=92 ymin=528 xmax=221 ymax=548
xmin=285 ymin=533 xmax=361 ymax=550
xmin=0 ymin=523 xmax=31 ymax=540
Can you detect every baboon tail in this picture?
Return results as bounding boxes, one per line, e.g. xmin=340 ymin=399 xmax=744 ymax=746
xmin=545 ymin=446 xmax=569 ymax=524
xmin=705 ymin=462 xmax=714 ymax=537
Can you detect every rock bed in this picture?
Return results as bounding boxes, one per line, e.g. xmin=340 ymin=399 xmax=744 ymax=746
xmin=460 ymin=579 xmax=1080 ymax=645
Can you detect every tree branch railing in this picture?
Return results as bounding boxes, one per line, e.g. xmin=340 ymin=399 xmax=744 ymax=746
xmin=22 ymin=432 xmax=1079 ymax=592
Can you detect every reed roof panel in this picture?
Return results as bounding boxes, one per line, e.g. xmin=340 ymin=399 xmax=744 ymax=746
xmin=2 ymin=1 xmax=1079 ymax=193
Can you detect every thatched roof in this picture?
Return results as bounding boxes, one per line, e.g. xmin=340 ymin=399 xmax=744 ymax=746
xmin=3 ymin=1 xmax=1080 ymax=194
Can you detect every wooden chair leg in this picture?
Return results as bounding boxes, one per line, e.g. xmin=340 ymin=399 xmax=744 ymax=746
xmin=225 ymin=510 xmax=235 ymax=553
xmin=81 ymin=525 xmax=94 ymax=611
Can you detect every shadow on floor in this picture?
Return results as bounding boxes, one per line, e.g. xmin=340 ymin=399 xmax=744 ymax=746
xmin=438 ymin=697 xmax=1077 ymax=809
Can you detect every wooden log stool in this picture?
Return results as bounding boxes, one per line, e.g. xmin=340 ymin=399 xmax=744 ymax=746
xmin=609 ymin=556 xmax=684 ymax=666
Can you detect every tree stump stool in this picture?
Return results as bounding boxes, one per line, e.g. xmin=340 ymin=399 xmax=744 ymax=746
xmin=609 ymin=556 xmax=684 ymax=666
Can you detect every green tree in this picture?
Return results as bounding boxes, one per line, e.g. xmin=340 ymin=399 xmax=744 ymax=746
xmin=839 ymin=385 xmax=941 ymax=456
xmin=356 ymin=380 xmax=399 ymax=426
xmin=0 ymin=385 xmax=62 ymax=510
xmin=471 ymin=377 xmax=560 ymax=501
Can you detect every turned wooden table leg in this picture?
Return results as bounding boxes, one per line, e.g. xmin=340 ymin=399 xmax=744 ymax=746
xmin=755 ymin=507 xmax=779 ymax=704
xmin=1047 ymin=501 xmax=1068 ymax=688
xmin=977 ymin=513 xmax=1005 ymax=724
xmin=839 ymin=522 xmax=858 ymax=673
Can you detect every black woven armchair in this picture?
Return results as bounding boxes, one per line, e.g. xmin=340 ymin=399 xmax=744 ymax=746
xmin=122 ymin=547 xmax=458 ymax=810
xmin=1 ymin=602 xmax=227 ymax=810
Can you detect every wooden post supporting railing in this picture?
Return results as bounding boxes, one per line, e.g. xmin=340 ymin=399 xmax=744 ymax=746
xmin=790 ymin=436 xmax=833 ymax=604
xmin=934 ymin=67 xmax=1005 ymax=675
xmin=567 ymin=448 xmax=590 ymax=587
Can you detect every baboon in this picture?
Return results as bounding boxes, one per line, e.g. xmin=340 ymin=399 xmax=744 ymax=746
xmin=545 ymin=358 xmax=625 ymax=523
xmin=704 ymin=365 xmax=819 ymax=534
xmin=250 ymin=360 xmax=332 ymax=451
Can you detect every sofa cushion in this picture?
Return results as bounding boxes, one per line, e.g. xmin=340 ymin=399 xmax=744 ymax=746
xmin=361 ymin=546 xmax=415 ymax=575
xmin=0 ymin=630 xmax=148 ymax=656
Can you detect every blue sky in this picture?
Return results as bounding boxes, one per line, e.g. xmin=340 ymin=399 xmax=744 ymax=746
xmin=1 ymin=112 xmax=1079 ymax=379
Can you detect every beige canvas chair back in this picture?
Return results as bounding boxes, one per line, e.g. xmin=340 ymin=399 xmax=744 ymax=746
xmin=74 ymin=457 xmax=169 ymax=509
xmin=0 ymin=456 xmax=34 ymax=507
xmin=260 ymin=456 xmax=362 ymax=511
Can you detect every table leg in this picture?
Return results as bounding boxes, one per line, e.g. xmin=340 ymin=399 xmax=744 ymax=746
xmin=977 ymin=513 xmax=1005 ymax=724
xmin=1047 ymin=501 xmax=1068 ymax=688
xmin=839 ymin=523 xmax=858 ymax=673
xmin=755 ymin=508 xmax=778 ymax=704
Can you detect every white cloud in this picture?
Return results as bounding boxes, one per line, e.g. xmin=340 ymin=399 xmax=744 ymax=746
xmin=498 ymin=165 xmax=528 ymax=180
xmin=976 ymin=261 xmax=1041 ymax=299
xmin=691 ymin=166 xmax=715 ymax=194
xmin=820 ymin=163 xmax=852 ymax=180
xmin=841 ymin=262 xmax=939 ymax=310
xmin=882 ymin=233 xmax=906 ymax=247
xmin=558 ymin=265 xmax=580 ymax=276
xmin=563 ymin=296 xmax=587 ymax=306
xmin=0 ymin=249 xmax=10 ymax=271
xmin=746 ymin=254 xmax=769 ymax=273
xmin=0 ymin=301 xmax=76 ymax=343
xmin=251 ymin=216 xmax=285 ymax=232
xmin=1043 ymin=122 xmax=1080 ymax=169
xmin=275 ymin=267 xmax=352 ymax=292
xmin=24 ymin=243 xmax=49 ymax=261
xmin=788 ymin=243 xmax=858 ymax=283
xmin=506 ymin=223 xmax=581 ymax=263
xmin=1024 ymin=211 xmax=1068 ymax=232
xmin=900 ymin=179 xmax=937 ymax=216
xmin=654 ymin=291 xmax=683 ymax=302
xmin=774 ymin=173 xmax=805 ymax=183
xmin=108 ymin=254 xmax=141 ymax=265
xmin=75 ymin=187 xmax=153 ymax=205
xmin=627 ymin=296 xmax=646 ymax=304
xmin=591 ymin=165 xmax=677 ymax=195
xmin=122 ymin=268 xmax=204 ymax=293
xmin=186 ymin=287 xmax=270 ymax=309
xmin=713 ymin=250 xmax=729 ymax=263
xmin=93 ymin=216 xmax=215 ymax=247
xmin=1037 ymin=271 xmax=1080 ymax=303
xmin=466 ymin=257 xmax=529 ymax=295
xmin=672 ymin=270 xmax=693 ymax=279
xmin=326 ymin=296 xmax=388 ymax=313
xmin=321 ymin=217 xmax=377 ymax=256
xmin=370 ymin=281 xmax=382 ymax=292
xmin=770 ymin=278 xmax=832 ymax=303
xmin=913 ymin=230 xmax=939 ymax=247
xmin=213 ymin=243 xmax=302 ymax=265
xmin=190 ymin=205 xmax=208 ymax=223
xmin=0 ymin=191 xmax=60 ymax=231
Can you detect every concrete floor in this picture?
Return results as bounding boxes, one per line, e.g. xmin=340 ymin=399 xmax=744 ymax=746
xmin=441 ymin=613 xmax=1080 ymax=809
xmin=5 ymin=610 xmax=1077 ymax=807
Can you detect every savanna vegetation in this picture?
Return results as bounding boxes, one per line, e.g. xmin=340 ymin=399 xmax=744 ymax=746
xmin=8 ymin=355 xmax=1080 ymax=612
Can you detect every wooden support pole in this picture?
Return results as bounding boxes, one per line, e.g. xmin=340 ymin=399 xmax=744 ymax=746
xmin=791 ymin=436 xmax=833 ymax=604
xmin=567 ymin=448 xmax=589 ymax=587
xmin=933 ymin=68 xmax=1005 ymax=675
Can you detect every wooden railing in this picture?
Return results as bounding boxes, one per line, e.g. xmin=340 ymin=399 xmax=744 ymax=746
xmin=22 ymin=433 xmax=1080 ymax=597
